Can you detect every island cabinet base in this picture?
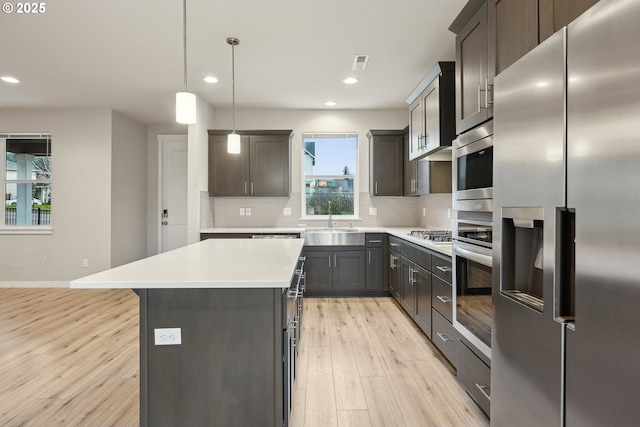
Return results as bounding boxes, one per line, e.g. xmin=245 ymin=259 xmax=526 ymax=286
xmin=139 ymin=288 xmax=285 ymax=427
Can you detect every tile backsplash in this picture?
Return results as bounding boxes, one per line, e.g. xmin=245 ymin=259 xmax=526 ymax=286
xmin=207 ymin=192 xmax=452 ymax=229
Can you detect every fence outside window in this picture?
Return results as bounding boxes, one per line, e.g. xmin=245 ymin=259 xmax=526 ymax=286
xmin=4 ymin=207 xmax=51 ymax=225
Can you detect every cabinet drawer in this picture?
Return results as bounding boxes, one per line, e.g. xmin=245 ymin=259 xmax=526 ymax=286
xmin=431 ymin=254 xmax=452 ymax=282
xmin=405 ymin=243 xmax=431 ymax=271
xmin=431 ymin=309 xmax=458 ymax=368
xmin=457 ymin=340 xmax=491 ymax=416
xmin=432 ymin=275 xmax=453 ymax=322
xmin=389 ymin=236 xmax=405 ymax=256
xmin=366 ymin=233 xmax=386 ymax=247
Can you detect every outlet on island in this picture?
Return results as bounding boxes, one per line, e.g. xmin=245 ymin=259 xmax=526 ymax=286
xmin=154 ymin=328 xmax=182 ymax=346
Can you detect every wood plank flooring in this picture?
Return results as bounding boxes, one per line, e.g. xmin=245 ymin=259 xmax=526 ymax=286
xmin=0 ymin=288 xmax=139 ymax=427
xmin=291 ymin=297 xmax=489 ymax=427
xmin=0 ymin=289 xmax=488 ymax=427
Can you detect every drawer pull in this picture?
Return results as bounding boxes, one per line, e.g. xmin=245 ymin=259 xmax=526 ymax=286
xmin=475 ymin=383 xmax=491 ymax=400
xmin=369 ymin=240 xmax=382 ymax=243
xmin=436 ymin=265 xmax=452 ymax=273
xmin=390 ymin=242 xmax=399 ymax=247
xmin=436 ymin=332 xmax=451 ymax=342
xmin=437 ymin=295 xmax=451 ymax=304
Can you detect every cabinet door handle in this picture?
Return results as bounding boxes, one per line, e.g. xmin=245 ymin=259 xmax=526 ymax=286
xmin=251 ymin=182 xmax=254 ymax=195
xmin=328 ymin=255 xmax=332 ymax=269
xmin=477 ymin=83 xmax=482 ymax=113
xmin=485 ymin=78 xmax=493 ymax=107
xmin=436 ymin=332 xmax=451 ymax=342
xmin=436 ymin=266 xmax=452 ymax=273
xmin=475 ymin=383 xmax=491 ymax=400
xmin=437 ymin=295 xmax=451 ymax=303
xmin=244 ymin=182 xmax=247 ymax=196
xmin=409 ymin=266 xmax=416 ymax=285
xmin=368 ymin=250 xmax=371 ymax=264
xmin=334 ymin=254 xmax=337 ymax=268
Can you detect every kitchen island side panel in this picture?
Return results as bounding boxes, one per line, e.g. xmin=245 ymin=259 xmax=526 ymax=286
xmin=139 ymin=288 xmax=283 ymax=427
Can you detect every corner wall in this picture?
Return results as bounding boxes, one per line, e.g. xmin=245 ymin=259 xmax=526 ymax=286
xmin=111 ymin=111 xmax=148 ymax=267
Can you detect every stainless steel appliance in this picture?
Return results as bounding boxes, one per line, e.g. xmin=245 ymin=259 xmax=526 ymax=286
xmin=452 ymin=223 xmax=492 ymax=359
xmin=452 ymin=117 xmax=494 ymax=361
xmin=453 ymin=120 xmax=493 ymax=212
xmin=493 ymin=2 xmax=640 ymax=425
xmin=283 ymin=256 xmax=305 ymax=427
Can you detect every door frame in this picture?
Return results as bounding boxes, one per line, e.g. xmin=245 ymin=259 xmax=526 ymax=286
xmin=157 ymin=134 xmax=188 ymax=254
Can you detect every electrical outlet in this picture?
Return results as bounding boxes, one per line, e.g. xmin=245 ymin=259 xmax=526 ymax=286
xmin=283 ymin=207 xmax=291 ymax=216
xmin=239 ymin=208 xmax=245 ymax=216
xmin=245 ymin=208 xmax=251 ymax=216
xmin=447 ymin=208 xmax=451 ymax=218
xmin=368 ymin=207 xmax=377 ymax=216
xmin=154 ymin=328 xmax=182 ymax=345
xmin=423 ymin=208 xmax=426 ymax=216
xmin=82 ymin=259 xmax=89 ymax=268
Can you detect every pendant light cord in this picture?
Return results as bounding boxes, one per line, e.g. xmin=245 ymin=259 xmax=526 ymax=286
xmin=232 ymin=42 xmax=236 ymax=133
xmin=183 ymin=0 xmax=188 ymax=92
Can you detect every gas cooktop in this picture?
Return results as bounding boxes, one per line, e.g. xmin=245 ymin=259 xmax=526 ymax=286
xmin=407 ymin=230 xmax=452 ymax=244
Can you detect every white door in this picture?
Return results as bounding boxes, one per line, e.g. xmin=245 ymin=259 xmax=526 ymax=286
xmin=160 ymin=135 xmax=188 ymax=252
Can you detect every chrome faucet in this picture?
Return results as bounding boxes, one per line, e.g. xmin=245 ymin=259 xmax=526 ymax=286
xmin=328 ymin=201 xmax=333 ymax=228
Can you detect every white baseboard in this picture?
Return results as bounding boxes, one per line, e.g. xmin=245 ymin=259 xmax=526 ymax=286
xmin=0 ymin=281 xmax=69 ymax=288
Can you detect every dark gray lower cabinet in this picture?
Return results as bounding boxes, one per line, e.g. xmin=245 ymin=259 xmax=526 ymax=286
xmin=139 ymin=288 xmax=285 ymax=427
xmin=303 ymin=247 xmax=365 ymax=295
xmin=388 ymin=250 xmax=401 ymax=299
xmin=413 ymin=264 xmax=432 ymax=339
xmin=457 ymin=338 xmax=491 ymax=417
xmin=366 ymin=247 xmax=385 ymax=290
xmin=432 ymin=308 xmax=459 ymax=367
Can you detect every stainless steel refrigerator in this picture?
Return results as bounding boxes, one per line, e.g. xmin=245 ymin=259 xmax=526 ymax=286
xmin=492 ymin=1 xmax=640 ymax=426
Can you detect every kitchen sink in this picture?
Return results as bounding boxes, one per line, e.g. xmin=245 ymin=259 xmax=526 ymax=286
xmin=304 ymin=228 xmax=365 ymax=246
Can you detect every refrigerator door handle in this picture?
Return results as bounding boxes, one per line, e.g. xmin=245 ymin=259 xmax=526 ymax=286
xmin=554 ymin=207 xmax=576 ymax=325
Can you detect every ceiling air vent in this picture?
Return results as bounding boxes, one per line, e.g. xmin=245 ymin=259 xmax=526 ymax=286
xmin=352 ymin=55 xmax=370 ymax=71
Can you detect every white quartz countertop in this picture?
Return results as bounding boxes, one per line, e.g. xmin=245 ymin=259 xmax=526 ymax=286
xmin=70 ymin=238 xmax=305 ymax=289
xmin=200 ymin=227 xmax=452 ymax=257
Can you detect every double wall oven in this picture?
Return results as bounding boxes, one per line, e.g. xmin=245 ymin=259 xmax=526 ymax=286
xmin=452 ymin=120 xmax=493 ymax=359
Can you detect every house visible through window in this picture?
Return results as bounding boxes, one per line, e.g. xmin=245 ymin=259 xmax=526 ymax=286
xmin=302 ymin=133 xmax=357 ymax=217
xmin=1 ymin=133 xmax=52 ymax=227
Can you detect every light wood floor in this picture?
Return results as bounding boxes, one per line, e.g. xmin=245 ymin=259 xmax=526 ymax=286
xmin=291 ymin=297 xmax=488 ymax=427
xmin=0 ymin=289 xmax=488 ymax=427
xmin=0 ymin=288 xmax=139 ymax=427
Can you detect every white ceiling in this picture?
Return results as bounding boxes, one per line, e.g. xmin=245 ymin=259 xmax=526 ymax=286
xmin=0 ymin=0 xmax=466 ymax=125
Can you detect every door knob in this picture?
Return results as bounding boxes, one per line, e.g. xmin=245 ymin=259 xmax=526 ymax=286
xmin=162 ymin=221 xmax=168 ymax=225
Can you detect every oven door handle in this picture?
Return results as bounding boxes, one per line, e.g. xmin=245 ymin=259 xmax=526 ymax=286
xmin=454 ymin=246 xmax=492 ymax=268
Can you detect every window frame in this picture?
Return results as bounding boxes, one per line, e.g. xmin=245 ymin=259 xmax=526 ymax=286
xmin=1 ymin=133 xmax=53 ymax=234
xmin=300 ymin=132 xmax=360 ymax=220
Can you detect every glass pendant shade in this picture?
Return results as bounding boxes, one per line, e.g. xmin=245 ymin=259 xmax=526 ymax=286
xmin=176 ymin=92 xmax=196 ymax=124
xmin=227 ymin=132 xmax=241 ymax=154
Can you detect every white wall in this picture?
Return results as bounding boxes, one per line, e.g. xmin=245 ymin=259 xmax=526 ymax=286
xmin=209 ymin=108 xmax=424 ymax=228
xmin=0 ymin=109 xmax=113 ymax=283
xmin=111 ymin=111 xmax=148 ymax=267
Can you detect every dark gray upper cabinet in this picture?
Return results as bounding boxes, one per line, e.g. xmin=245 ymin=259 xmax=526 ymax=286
xmin=451 ymin=0 xmax=600 ymax=135
xmin=208 ymin=130 xmax=291 ymax=197
xmin=488 ymin=0 xmax=539 ymax=77
xmin=406 ymin=62 xmax=456 ymax=160
xmin=404 ymin=127 xmax=453 ymax=196
xmin=368 ymin=130 xmax=404 ymax=197
xmin=451 ymin=1 xmax=492 ymax=135
xmin=539 ymin=0 xmax=600 ymax=43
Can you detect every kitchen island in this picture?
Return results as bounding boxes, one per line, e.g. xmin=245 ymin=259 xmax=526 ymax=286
xmin=70 ymin=238 xmax=306 ymax=427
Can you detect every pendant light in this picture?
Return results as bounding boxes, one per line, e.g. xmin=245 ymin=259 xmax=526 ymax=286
xmin=227 ymin=37 xmax=241 ymax=154
xmin=176 ymin=0 xmax=196 ymax=124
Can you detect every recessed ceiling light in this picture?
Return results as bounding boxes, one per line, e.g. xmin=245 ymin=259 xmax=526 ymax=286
xmin=204 ymin=76 xmax=218 ymax=83
xmin=342 ymin=77 xmax=358 ymax=85
xmin=324 ymin=101 xmax=337 ymax=107
xmin=1 ymin=76 xmax=20 ymax=84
